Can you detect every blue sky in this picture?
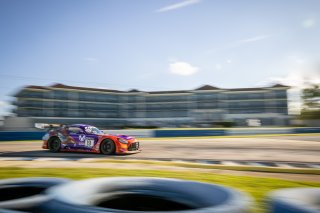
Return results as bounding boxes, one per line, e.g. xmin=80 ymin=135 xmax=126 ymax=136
xmin=0 ymin=0 xmax=319 ymax=116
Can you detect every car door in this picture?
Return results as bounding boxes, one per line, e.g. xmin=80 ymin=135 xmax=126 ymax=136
xmin=81 ymin=126 xmax=101 ymax=151
xmin=82 ymin=133 xmax=98 ymax=150
xmin=68 ymin=127 xmax=86 ymax=149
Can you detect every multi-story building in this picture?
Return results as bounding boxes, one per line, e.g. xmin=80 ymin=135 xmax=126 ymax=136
xmin=11 ymin=83 xmax=290 ymax=128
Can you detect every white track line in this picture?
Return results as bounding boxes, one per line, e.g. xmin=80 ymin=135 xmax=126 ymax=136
xmin=0 ymin=157 xmax=33 ymax=161
xmin=247 ymin=162 xmax=266 ymax=167
xmin=221 ymin=161 xmax=243 ymax=166
xmin=33 ymin=158 xmax=71 ymax=161
xmin=275 ymin=163 xmax=295 ymax=168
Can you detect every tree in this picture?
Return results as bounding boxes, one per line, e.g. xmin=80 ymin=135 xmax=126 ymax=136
xmin=300 ymin=84 xmax=320 ymax=119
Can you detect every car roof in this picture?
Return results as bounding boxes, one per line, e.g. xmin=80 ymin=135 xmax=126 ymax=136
xmin=69 ymin=124 xmax=91 ymax=128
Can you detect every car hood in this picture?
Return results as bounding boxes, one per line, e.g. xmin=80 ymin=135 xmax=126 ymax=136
xmin=108 ymin=134 xmax=135 ymax=140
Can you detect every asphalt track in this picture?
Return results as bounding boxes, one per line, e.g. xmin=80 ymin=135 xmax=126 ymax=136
xmin=0 ymin=135 xmax=319 ymax=163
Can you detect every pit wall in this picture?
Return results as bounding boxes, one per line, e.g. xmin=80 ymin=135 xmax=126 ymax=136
xmin=0 ymin=127 xmax=320 ymax=141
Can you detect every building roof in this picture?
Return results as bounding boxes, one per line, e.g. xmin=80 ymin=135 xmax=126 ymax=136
xmin=227 ymin=87 xmax=267 ymax=91
xmin=271 ymin=84 xmax=290 ymax=88
xmin=148 ymin=90 xmax=191 ymax=94
xmin=195 ymin=85 xmax=220 ymax=90
xmin=15 ymin=83 xmax=290 ymax=97
xmin=25 ymin=85 xmax=48 ymax=90
xmin=128 ymin=89 xmax=141 ymax=93
xmin=224 ymin=84 xmax=290 ymax=91
xmin=50 ymin=83 xmax=122 ymax=93
xmin=13 ymin=85 xmax=49 ymax=97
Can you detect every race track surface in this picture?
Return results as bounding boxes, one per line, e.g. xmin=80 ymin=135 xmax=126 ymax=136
xmin=0 ymin=135 xmax=319 ymax=163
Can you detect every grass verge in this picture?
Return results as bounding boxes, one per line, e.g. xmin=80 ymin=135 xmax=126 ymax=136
xmin=0 ymin=167 xmax=319 ymax=213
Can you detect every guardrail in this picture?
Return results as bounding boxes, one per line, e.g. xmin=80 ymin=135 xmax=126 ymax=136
xmin=0 ymin=127 xmax=319 ymax=141
xmin=154 ymin=129 xmax=226 ymax=137
xmin=0 ymin=131 xmax=45 ymax=141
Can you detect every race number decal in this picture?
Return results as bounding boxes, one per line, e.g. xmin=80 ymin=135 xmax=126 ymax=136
xmin=85 ymin=138 xmax=94 ymax=147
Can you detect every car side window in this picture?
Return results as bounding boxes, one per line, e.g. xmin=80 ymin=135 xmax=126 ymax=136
xmin=68 ymin=127 xmax=82 ymax=134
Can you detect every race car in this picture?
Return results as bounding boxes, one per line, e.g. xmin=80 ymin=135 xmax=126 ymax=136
xmin=37 ymin=123 xmax=141 ymax=155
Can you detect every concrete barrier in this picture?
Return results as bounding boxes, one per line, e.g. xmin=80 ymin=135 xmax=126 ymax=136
xmin=228 ymin=128 xmax=292 ymax=135
xmin=0 ymin=131 xmax=44 ymax=141
xmin=291 ymin=127 xmax=320 ymax=134
xmin=102 ymin=129 xmax=154 ymax=138
xmin=154 ymin=129 xmax=226 ymax=137
xmin=0 ymin=127 xmax=319 ymax=141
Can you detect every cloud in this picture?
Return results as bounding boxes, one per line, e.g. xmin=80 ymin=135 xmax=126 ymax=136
xmin=266 ymin=56 xmax=320 ymax=89
xmin=262 ymin=69 xmax=320 ymax=115
xmin=238 ymin=34 xmax=272 ymax=44
xmin=215 ymin=64 xmax=222 ymax=70
xmin=256 ymin=56 xmax=320 ymax=115
xmin=0 ymin=101 xmax=8 ymax=107
xmin=302 ymin=18 xmax=316 ymax=29
xmin=169 ymin=61 xmax=199 ymax=76
xmin=270 ymin=70 xmax=320 ymax=89
xmin=84 ymin=57 xmax=99 ymax=63
xmin=156 ymin=0 xmax=201 ymax=13
xmin=0 ymin=101 xmax=12 ymax=117
xmin=206 ymin=34 xmax=272 ymax=54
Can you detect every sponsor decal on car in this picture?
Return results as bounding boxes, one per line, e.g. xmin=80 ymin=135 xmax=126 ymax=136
xmin=79 ymin=134 xmax=86 ymax=142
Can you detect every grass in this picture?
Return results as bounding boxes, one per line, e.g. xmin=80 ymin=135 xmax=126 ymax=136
xmin=0 ymin=167 xmax=319 ymax=213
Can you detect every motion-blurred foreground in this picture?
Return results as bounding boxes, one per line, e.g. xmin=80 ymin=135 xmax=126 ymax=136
xmin=1 ymin=177 xmax=319 ymax=213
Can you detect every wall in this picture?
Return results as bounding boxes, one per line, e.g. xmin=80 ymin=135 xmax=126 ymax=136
xmin=1 ymin=127 xmax=320 ymax=141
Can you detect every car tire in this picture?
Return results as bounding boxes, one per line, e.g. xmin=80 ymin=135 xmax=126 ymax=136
xmin=267 ymin=187 xmax=320 ymax=213
xmin=100 ymin=139 xmax=115 ymax=155
xmin=40 ymin=177 xmax=252 ymax=213
xmin=48 ymin=137 xmax=61 ymax=153
xmin=0 ymin=177 xmax=70 ymax=212
xmin=0 ymin=209 xmax=27 ymax=213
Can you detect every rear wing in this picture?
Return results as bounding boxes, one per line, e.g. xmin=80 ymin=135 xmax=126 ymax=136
xmin=34 ymin=123 xmax=61 ymax=130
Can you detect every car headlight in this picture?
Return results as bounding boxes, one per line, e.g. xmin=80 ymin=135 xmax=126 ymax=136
xmin=118 ymin=138 xmax=128 ymax=144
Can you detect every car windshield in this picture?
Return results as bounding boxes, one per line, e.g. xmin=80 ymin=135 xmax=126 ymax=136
xmin=84 ymin=126 xmax=103 ymax=134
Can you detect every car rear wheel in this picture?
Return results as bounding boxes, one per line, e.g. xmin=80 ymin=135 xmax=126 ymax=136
xmin=48 ymin=137 xmax=61 ymax=153
xmin=100 ymin=139 xmax=115 ymax=155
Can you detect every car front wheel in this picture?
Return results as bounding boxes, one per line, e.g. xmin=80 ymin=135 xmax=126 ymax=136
xmin=100 ymin=139 xmax=115 ymax=155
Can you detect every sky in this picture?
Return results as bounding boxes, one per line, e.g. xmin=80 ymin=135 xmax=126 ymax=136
xmin=0 ymin=0 xmax=320 ymax=116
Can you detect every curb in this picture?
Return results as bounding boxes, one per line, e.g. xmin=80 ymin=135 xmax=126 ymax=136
xmin=0 ymin=157 xmax=319 ymax=169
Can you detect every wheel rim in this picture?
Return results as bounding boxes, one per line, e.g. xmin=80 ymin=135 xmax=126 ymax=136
xmin=50 ymin=139 xmax=60 ymax=150
xmin=102 ymin=141 xmax=112 ymax=153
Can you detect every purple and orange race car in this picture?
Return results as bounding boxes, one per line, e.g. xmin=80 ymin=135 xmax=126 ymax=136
xmin=37 ymin=124 xmax=141 ymax=155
